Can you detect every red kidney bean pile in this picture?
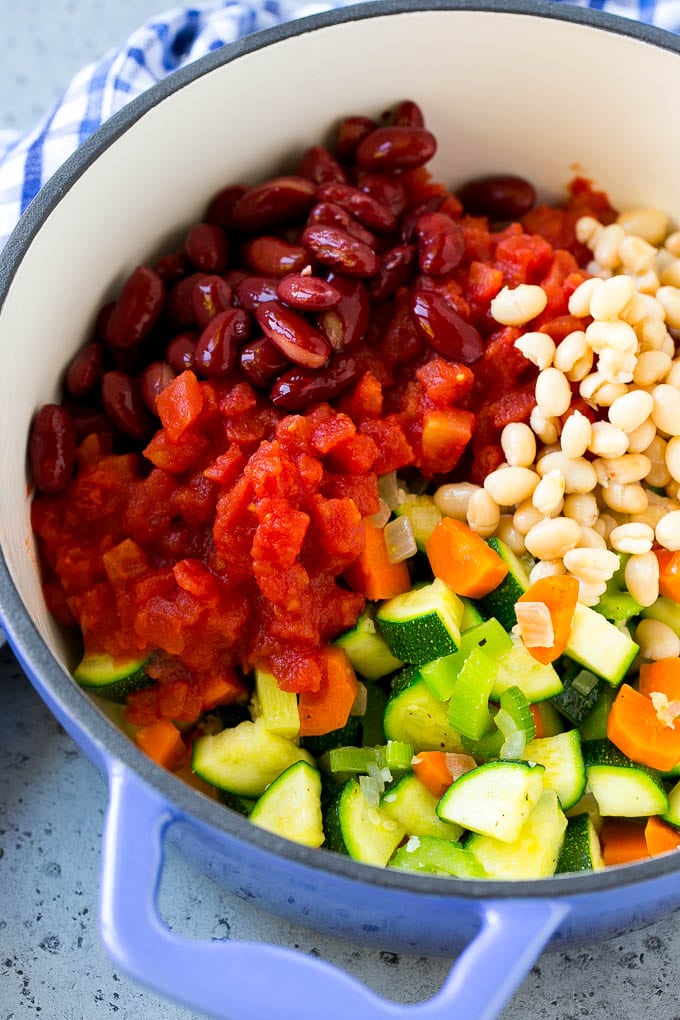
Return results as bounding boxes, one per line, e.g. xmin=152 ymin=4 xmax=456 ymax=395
xmin=28 ymin=99 xmax=553 ymax=494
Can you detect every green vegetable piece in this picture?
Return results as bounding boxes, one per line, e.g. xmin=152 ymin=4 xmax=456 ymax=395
xmin=389 ymin=835 xmax=486 ymax=878
xmin=447 ymin=647 xmax=498 ymax=740
xmin=555 ymin=813 xmax=604 ymax=873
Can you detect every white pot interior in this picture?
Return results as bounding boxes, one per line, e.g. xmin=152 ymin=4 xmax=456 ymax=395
xmin=2 ymin=5 xmax=680 ymax=665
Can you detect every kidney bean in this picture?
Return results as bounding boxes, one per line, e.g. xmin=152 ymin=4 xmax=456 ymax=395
xmin=355 ymin=126 xmax=437 ymax=172
xmin=166 ymin=331 xmax=198 ymax=373
xmin=191 ymin=275 xmax=233 ymax=329
xmin=104 ymin=265 xmax=165 ymax=349
xmin=369 ymin=244 xmax=417 ymax=301
xmin=65 ymin=342 xmax=103 ymax=399
xmin=205 ymin=184 xmax=248 ymax=227
xmin=194 ymin=309 xmax=252 ymax=377
xmin=335 ymin=116 xmax=376 ymax=161
xmin=316 ymin=183 xmax=395 ymax=232
xmin=101 ymin=371 xmax=154 ymax=440
xmin=167 ymin=272 xmax=205 ymax=328
xmin=355 ymin=172 xmax=407 ymax=219
xmin=230 ymin=176 xmax=316 ymax=233
xmin=243 ymin=236 xmax=308 ymax=277
xmin=400 ymin=195 xmax=446 ymax=244
xmin=154 ymin=250 xmax=193 ymax=284
xmin=298 ymin=146 xmax=347 ymax=185
xmin=277 ymin=273 xmax=341 ymax=311
xmin=270 ymin=354 xmax=361 ymax=410
xmin=239 ymin=337 xmax=290 ymax=388
xmin=223 ymin=268 xmax=250 ymax=291
xmin=456 ymin=174 xmax=536 ymax=220
xmin=307 ymin=202 xmax=376 ymax=248
xmin=140 ymin=361 xmax=177 ymax=414
xmin=185 ymin=223 xmax=229 ymax=273
xmin=256 ymin=301 xmax=330 ymax=369
xmin=94 ymin=301 xmax=115 ymax=342
xmin=29 ymin=404 xmax=77 ymax=493
xmin=69 ymin=408 xmax=114 ymax=443
xmin=316 ymin=275 xmax=369 ymax=351
xmin=392 ymin=100 xmax=425 ymax=128
xmin=416 ymin=212 xmax=465 ymax=276
xmin=410 ymin=290 xmax=483 ymax=364
xmin=235 ymin=275 xmax=280 ymax=310
xmin=301 ymin=225 xmax=377 ymax=278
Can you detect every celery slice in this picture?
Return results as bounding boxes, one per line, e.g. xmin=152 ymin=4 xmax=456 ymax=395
xmin=255 ymin=668 xmax=300 ymax=739
xmin=328 ymin=741 xmax=414 ymax=776
xmin=447 ymin=647 xmax=498 ymax=740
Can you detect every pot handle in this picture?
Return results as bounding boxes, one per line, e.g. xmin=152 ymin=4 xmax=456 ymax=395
xmin=100 ymin=761 xmax=569 ymax=1020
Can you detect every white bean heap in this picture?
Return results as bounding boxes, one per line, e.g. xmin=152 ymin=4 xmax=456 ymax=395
xmin=435 ymin=207 xmax=680 ymax=660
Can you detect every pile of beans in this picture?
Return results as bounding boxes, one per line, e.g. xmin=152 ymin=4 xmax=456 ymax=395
xmin=433 ymin=209 xmax=680 ymax=660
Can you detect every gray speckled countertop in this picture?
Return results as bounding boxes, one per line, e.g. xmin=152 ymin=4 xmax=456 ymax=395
xmin=3 ymin=3 xmax=680 ymax=1019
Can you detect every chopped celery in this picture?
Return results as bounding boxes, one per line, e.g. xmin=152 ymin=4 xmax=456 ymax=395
xmin=499 ymin=686 xmax=535 ymax=742
xmin=389 ymin=835 xmax=486 ymax=878
xmin=328 ymin=741 xmax=414 ymax=776
xmin=447 ymin=647 xmax=497 ymax=740
xmin=421 ymin=618 xmax=511 ymax=701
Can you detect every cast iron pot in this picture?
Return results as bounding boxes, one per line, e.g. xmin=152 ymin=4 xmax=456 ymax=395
xmin=2 ymin=3 xmax=680 ymax=1017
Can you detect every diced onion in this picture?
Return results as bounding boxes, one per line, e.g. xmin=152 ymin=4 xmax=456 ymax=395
xmin=385 ymin=516 xmax=417 ymax=564
xmin=378 ymin=472 xmax=403 ymax=510
xmin=514 ymin=601 xmax=555 ymax=649
xmin=350 ymin=681 xmax=368 ymax=717
xmin=444 ymin=752 xmax=478 ymax=782
xmin=367 ymin=498 xmax=391 ymax=529
xmin=650 ymin=690 xmax=680 ymax=729
xmin=572 ymin=670 xmax=599 ymax=697
xmin=404 ymin=836 xmax=421 ymax=854
xmin=494 ymin=707 xmax=516 ymax=738
xmin=500 ymin=731 xmax=527 ymax=760
xmin=360 ymin=774 xmax=382 ymax=807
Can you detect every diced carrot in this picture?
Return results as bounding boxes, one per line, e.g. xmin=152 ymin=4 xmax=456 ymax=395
xmin=298 ymin=647 xmax=359 ymax=738
xmin=639 ymin=658 xmax=680 ymax=702
xmin=412 ymin=751 xmax=455 ymax=798
xmin=607 ymin=683 xmax=680 ymax=772
xmin=645 ymin=815 xmax=680 ymax=857
xmin=344 ymin=519 xmax=411 ymax=601
xmin=600 ymin=819 xmax=650 ymax=867
xmin=135 ymin=718 xmax=186 ymax=770
xmin=516 ymin=575 xmax=579 ymax=664
xmin=656 ymin=548 xmax=680 ymax=603
xmin=200 ymin=669 xmax=245 ymax=711
xmin=425 ymin=517 xmax=508 ymax=599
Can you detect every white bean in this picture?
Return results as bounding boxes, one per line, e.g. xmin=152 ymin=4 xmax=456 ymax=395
xmin=609 ymin=522 xmax=655 ymax=555
xmin=601 ymin=483 xmax=649 ymax=515
xmin=532 ymin=469 xmax=566 ymax=516
xmin=596 ymin=348 xmax=636 ymax=386
xmin=633 ymin=351 xmax=672 ymax=387
xmin=593 ymin=223 xmax=626 ymax=269
xmin=529 ymin=406 xmax=561 ymax=444
xmin=652 ymin=384 xmax=680 ymax=436
xmin=529 ymin=559 xmax=566 ymax=583
xmin=592 ymin=453 xmax=651 ymax=488
xmin=635 ymin=618 xmax=680 ymax=660
xmin=536 ymin=451 xmax=598 ymax=494
xmin=568 ymin=276 xmax=602 ymax=317
xmin=588 ymin=420 xmax=629 ymax=459
xmin=563 ymin=547 xmax=619 ymax=583
xmin=535 ymin=367 xmax=572 ymax=418
xmin=586 ymin=318 xmax=638 ymax=354
xmin=563 ymin=492 xmax=599 ymax=528
xmin=665 ymin=435 xmax=680 ymax=485
xmin=589 ymin=274 xmax=637 ymax=320
xmin=617 ymin=206 xmax=669 ymax=246
xmin=513 ymin=499 xmax=544 ymax=536
xmin=626 ymin=418 xmax=657 ymax=454
xmin=434 ymin=482 xmax=480 ymax=519
xmin=644 ymin=435 xmax=671 ymax=487
xmin=500 ymin=422 xmax=536 ymax=468
xmin=655 ymin=510 xmax=680 ymax=552
xmin=495 ymin=515 xmax=526 ymax=556
xmin=514 ymin=331 xmax=555 ymax=370
xmin=466 ymin=489 xmax=501 ymax=538
xmin=608 ymin=390 xmax=655 ymax=433
xmin=524 ymin=517 xmax=582 ymax=559
xmin=618 ymin=234 xmax=658 ymax=273
xmin=576 ymin=578 xmax=608 ymax=607
xmin=553 ymin=331 xmax=587 ymax=374
xmin=560 ymin=410 xmax=592 ymax=458
xmin=624 ymin=551 xmax=659 ymax=608
xmin=657 ymin=286 xmax=680 ymax=329
xmin=483 ymin=466 xmax=540 ymax=507
xmin=576 ymin=526 xmax=608 ymax=550
xmin=491 ymin=285 xmax=548 ymax=327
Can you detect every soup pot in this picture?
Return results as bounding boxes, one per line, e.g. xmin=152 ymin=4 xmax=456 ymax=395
xmin=2 ymin=2 xmax=680 ymax=1017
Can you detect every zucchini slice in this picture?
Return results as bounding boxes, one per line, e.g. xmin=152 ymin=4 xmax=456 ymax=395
xmin=466 ymin=790 xmax=567 ymax=879
xmin=73 ymin=651 xmax=153 ymax=703
xmin=491 ymin=641 xmax=563 ymax=702
xmin=334 ymin=610 xmax=404 ymax=681
xmin=389 ymin=835 xmax=486 ymax=878
xmin=383 ymin=668 xmax=464 ymax=752
xmin=376 ymin=578 xmax=463 ymax=665
xmin=324 ymin=778 xmax=405 ymax=866
xmin=583 ymin=739 xmax=669 ymax=817
xmin=249 ymin=760 xmax=324 ymax=848
xmin=565 ymin=603 xmax=638 ymax=687
xmin=522 ymin=730 xmax=586 ymax=811
xmin=479 ymin=537 xmax=530 ymax=631
xmin=393 ymin=494 xmax=442 ymax=552
xmin=437 ymin=760 xmax=545 ymax=843
xmin=191 ymin=716 xmax=314 ymax=797
xmin=380 ymin=772 xmax=463 ymax=841
xmin=556 ymin=813 xmax=604 ymax=873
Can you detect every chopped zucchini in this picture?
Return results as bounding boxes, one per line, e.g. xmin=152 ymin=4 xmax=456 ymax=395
xmin=479 ymin=537 xmax=530 ymax=631
xmin=420 ymin=617 xmax=511 ymax=701
xmin=380 ymin=772 xmax=463 ymax=840
xmin=460 ymin=597 xmax=486 ymax=631
xmin=550 ymin=662 xmax=603 ymax=727
xmin=466 ymin=790 xmax=567 ymax=879
xmin=394 ymin=493 xmax=442 ymax=552
xmin=437 ymin=760 xmax=545 ymax=843
xmin=578 ymin=685 xmax=616 ymax=741
xmin=249 ymin=760 xmax=324 ymax=847
xmin=556 ymin=814 xmax=604 ymax=873
xmin=491 ymin=641 xmax=563 ymax=702
xmin=323 ymin=778 xmax=405 ymax=866
xmin=255 ymin=668 xmax=299 ymax=739
xmin=73 ymin=651 xmax=153 ymax=703
xmin=663 ymin=778 xmax=680 ymax=828
xmin=389 ymin=835 xmax=486 ymax=878
xmin=565 ymin=603 xmax=638 ymax=686
xmin=376 ymin=578 xmax=463 ymax=665
xmin=642 ymin=596 xmax=680 ymax=638
xmin=191 ymin=716 xmax=314 ymax=797
xmin=522 ymin=730 xmax=586 ymax=811
xmin=301 ymin=715 xmax=362 ymax=758
xmin=583 ymin=739 xmax=669 ymax=817
xmin=335 ymin=610 xmax=404 ymax=681
xmin=383 ymin=668 xmax=464 ymax=752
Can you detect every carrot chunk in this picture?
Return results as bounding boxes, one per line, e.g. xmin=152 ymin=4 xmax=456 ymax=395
xmin=600 ymin=819 xmax=650 ymax=867
xmin=425 ymin=517 xmax=508 ymax=599
xmin=135 ymin=718 xmax=186 ymax=770
xmin=344 ymin=519 xmax=411 ymax=601
xmin=516 ymin=575 xmax=579 ymax=664
xmin=607 ymin=683 xmax=680 ymax=772
xmin=645 ymin=815 xmax=680 ymax=857
xmin=412 ymin=751 xmax=455 ymax=799
xmin=298 ymin=647 xmax=359 ymax=738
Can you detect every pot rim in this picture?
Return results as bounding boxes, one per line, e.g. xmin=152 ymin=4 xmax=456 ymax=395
xmin=3 ymin=0 xmax=680 ymax=903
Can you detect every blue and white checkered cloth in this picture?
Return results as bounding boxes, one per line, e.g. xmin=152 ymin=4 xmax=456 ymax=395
xmin=1 ymin=0 xmax=680 ymax=255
